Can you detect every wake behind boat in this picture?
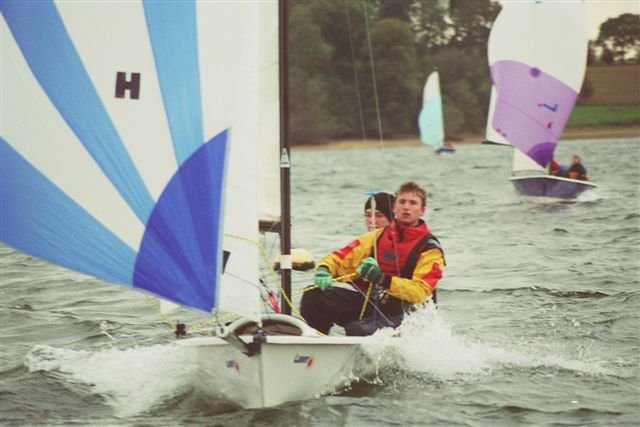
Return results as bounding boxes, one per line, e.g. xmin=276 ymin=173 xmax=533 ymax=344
xmin=0 ymin=0 xmax=374 ymax=409
xmin=485 ymin=0 xmax=596 ymax=199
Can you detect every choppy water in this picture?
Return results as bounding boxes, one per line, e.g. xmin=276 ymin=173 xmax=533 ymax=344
xmin=1 ymin=137 xmax=639 ymax=426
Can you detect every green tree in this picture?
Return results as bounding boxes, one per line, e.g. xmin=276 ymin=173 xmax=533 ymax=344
xmin=587 ymin=41 xmax=598 ymax=66
xmin=414 ymin=0 xmax=499 ymax=136
xmin=367 ymin=18 xmax=419 ymax=138
xmin=286 ymin=0 xmax=501 ymax=143
xmin=425 ymin=47 xmax=491 ymax=136
xmin=414 ymin=0 xmax=450 ymax=52
xmin=578 ymin=77 xmax=594 ymax=102
xmin=448 ymin=0 xmax=500 ymax=48
xmin=596 ymin=13 xmax=640 ymax=64
xmin=305 ymin=0 xmax=373 ymax=139
xmin=600 ymin=47 xmax=615 ymax=66
xmin=288 ymin=2 xmax=335 ymax=143
xmin=373 ymin=0 xmax=416 ymax=23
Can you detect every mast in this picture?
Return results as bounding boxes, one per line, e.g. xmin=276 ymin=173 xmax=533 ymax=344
xmin=279 ymin=0 xmax=292 ymax=315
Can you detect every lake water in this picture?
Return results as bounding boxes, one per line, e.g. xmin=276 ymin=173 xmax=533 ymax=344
xmin=1 ymin=137 xmax=639 ymax=426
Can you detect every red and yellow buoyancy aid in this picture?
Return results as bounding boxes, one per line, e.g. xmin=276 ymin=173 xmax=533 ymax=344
xmin=318 ymin=220 xmax=445 ymax=305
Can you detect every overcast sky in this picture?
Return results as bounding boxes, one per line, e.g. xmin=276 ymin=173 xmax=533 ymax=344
xmin=585 ymin=0 xmax=640 ymax=39
xmin=498 ymin=1 xmax=639 ymax=40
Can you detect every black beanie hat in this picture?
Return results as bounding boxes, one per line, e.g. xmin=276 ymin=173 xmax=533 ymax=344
xmin=364 ymin=192 xmax=395 ymax=222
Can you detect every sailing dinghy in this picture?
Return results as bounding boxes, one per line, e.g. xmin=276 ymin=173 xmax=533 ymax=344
xmin=1 ymin=0 xmax=370 ymax=409
xmin=485 ymin=0 xmax=596 ymax=198
xmin=418 ymin=70 xmax=454 ymax=154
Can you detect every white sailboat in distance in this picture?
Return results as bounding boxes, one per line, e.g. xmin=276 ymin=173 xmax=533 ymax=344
xmin=419 ymin=70 xmax=455 ymax=154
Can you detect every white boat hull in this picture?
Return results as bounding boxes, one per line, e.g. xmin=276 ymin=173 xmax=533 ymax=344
xmin=175 ymin=314 xmax=372 ymax=408
xmin=177 ymin=334 xmax=369 ymax=408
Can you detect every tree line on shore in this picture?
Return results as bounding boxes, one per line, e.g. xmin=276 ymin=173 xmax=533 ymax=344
xmin=287 ymin=0 xmax=640 ymax=145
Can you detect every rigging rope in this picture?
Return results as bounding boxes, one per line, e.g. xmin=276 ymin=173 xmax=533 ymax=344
xmin=357 ymin=2 xmax=395 ymax=326
xmin=342 ymin=0 xmax=385 ymax=147
xmin=362 ymin=0 xmax=385 ymax=147
xmin=145 ymin=232 xmax=306 ymax=334
xmin=344 ymin=0 xmax=367 ymax=141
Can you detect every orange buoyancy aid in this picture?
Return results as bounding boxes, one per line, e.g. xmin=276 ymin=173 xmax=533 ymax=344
xmin=319 ymin=220 xmax=445 ymax=311
xmin=377 ymin=220 xmax=431 ymax=277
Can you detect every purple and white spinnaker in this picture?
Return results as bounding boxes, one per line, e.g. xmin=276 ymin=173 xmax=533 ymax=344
xmin=486 ymin=0 xmax=588 ymax=168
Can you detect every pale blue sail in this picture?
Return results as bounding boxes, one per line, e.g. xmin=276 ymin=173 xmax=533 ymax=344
xmin=418 ymin=71 xmax=445 ymax=149
xmin=0 ymin=1 xmax=270 ymax=314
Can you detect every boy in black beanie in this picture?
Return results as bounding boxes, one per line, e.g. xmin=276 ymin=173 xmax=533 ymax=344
xmin=364 ymin=192 xmax=395 ymax=231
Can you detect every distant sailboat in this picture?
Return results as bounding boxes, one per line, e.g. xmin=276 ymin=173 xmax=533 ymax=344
xmin=419 ymin=70 xmax=454 ymax=154
xmin=485 ymin=0 xmax=596 ymax=198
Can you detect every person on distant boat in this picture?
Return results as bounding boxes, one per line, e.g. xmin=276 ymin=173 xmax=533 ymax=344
xmin=436 ymin=141 xmax=456 ymax=154
xmin=567 ymin=154 xmax=589 ymax=181
xmin=364 ymin=192 xmax=395 ymax=231
xmin=300 ymin=181 xmax=445 ymax=336
xmin=549 ymin=157 xmax=569 ymax=177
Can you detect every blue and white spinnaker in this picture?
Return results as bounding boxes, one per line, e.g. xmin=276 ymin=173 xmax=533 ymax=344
xmin=1 ymin=0 xmax=271 ymax=318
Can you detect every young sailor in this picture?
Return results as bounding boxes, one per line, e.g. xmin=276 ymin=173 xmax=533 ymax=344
xmin=300 ymin=181 xmax=445 ymax=336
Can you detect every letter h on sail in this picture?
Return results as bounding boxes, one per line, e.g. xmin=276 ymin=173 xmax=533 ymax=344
xmin=115 ymin=71 xmax=140 ymax=99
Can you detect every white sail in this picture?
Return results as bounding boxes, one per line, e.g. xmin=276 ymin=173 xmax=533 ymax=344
xmin=257 ymin=2 xmax=281 ymax=227
xmin=489 ymin=1 xmax=587 ymax=92
xmin=418 ymin=71 xmax=445 ymax=148
xmin=512 ymin=148 xmax=547 ymax=175
xmin=200 ymin=2 xmax=266 ymax=320
xmin=484 ymin=87 xmax=509 ymax=145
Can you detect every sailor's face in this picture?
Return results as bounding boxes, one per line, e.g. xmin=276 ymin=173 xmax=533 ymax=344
xmin=393 ymin=192 xmax=424 ymax=227
xmin=365 ymin=208 xmax=391 ymax=231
